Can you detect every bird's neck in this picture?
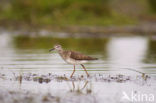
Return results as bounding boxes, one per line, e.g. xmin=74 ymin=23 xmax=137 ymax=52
xmin=57 ymin=49 xmax=63 ymax=54
xmin=57 ymin=49 xmax=65 ymax=59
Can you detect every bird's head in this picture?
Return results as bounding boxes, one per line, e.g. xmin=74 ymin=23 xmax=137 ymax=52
xmin=49 ymin=44 xmax=62 ymax=52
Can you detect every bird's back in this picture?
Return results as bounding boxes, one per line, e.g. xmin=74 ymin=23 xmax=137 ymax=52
xmin=69 ymin=50 xmax=98 ymax=60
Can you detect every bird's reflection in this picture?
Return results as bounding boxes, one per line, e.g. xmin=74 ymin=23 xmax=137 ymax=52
xmin=68 ymin=80 xmax=92 ymax=94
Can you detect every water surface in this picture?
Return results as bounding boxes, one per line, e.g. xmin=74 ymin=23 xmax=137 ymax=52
xmin=0 ymin=33 xmax=156 ymax=103
xmin=0 ymin=34 xmax=156 ymax=75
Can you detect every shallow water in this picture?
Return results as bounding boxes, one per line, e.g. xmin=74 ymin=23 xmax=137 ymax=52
xmin=0 ymin=32 xmax=156 ymax=103
xmin=0 ymin=33 xmax=156 ymax=75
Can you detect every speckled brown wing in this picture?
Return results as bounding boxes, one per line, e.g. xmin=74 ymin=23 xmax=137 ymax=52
xmin=70 ymin=51 xmax=98 ymax=60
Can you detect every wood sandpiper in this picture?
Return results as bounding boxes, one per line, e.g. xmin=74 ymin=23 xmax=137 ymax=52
xmin=49 ymin=44 xmax=98 ymax=78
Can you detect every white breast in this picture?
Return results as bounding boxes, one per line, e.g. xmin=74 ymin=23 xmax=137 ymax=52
xmin=65 ymin=58 xmax=88 ymax=65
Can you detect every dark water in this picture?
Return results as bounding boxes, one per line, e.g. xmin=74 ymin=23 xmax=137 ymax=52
xmin=0 ymin=33 xmax=156 ymax=103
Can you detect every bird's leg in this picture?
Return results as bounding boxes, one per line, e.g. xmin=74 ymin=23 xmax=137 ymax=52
xmin=72 ymin=81 xmax=75 ymax=91
xmin=81 ymin=64 xmax=89 ymax=77
xmin=70 ymin=65 xmax=75 ymax=78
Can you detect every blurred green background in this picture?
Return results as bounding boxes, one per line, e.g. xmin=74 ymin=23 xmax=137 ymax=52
xmin=0 ymin=0 xmax=156 ymax=28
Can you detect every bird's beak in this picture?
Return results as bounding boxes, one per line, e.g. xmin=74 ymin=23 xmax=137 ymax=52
xmin=49 ymin=48 xmax=55 ymax=52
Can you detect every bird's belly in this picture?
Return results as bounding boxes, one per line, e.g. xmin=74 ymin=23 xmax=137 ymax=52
xmin=65 ymin=58 xmax=88 ymax=65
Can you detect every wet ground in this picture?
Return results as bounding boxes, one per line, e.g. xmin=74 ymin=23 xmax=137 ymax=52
xmin=0 ymin=32 xmax=156 ymax=103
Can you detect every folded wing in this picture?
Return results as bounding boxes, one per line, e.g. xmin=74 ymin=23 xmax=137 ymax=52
xmin=70 ymin=51 xmax=98 ymax=60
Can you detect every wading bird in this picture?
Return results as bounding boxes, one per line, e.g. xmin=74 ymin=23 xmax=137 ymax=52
xmin=49 ymin=44 xmax=98 ymax=78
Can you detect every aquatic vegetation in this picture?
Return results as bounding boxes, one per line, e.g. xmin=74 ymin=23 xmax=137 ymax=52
xmin=0 ymin=72 xmax=152 ymax=84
